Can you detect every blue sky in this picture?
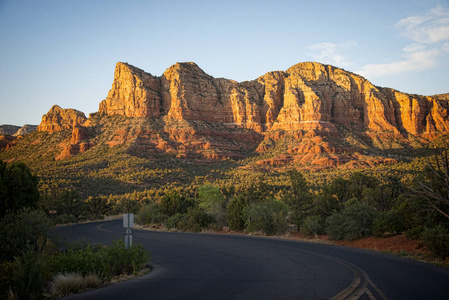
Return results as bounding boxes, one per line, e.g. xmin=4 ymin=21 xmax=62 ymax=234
xmin=1 ymin=0 xmax=448 ymax=126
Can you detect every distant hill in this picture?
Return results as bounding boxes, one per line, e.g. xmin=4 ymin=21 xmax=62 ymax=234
xmin=0 ymin=125 xmax=21 ymax=135
xmin=14 ymin=125 xmax=38 ymax=136
xmin=0 ymin=124 xmax=37 ymax=136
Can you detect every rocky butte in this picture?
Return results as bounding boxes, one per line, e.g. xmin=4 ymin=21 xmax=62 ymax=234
xmin=34 ymin=61 xmax=449 ymax=169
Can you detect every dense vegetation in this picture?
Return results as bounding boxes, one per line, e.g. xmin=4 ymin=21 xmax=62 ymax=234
xmin=0 ymin=162 xmax=150 ymax=299
xmin=2 ymin=123 xmax=449 ymax=296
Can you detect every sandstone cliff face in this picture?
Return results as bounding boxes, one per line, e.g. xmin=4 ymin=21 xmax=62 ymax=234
xmin=98 ymin=62 xmax=162 ymax=118
xmin=98 ymin=61 xmax=449 ymax=137
xmin=37 ymin=105 xmax=87 ymax=133
xmin=37 ymin=61 xmax=449 ymax=164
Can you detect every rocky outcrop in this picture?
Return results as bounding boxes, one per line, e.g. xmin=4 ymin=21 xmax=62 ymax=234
xmin=432 ymin=93 xmax=449 ymax=101
xmin=38 ymin=105 xmax=87 ymax=133
xmin=14 ymin=125 xmax=38 ymax=136
xmin=98 ymin=62 xmax=162 ymax=118
xmin=55 ymin=126 xmax=92 ymax=160
xmin=0 ymin=134 xmax=16 ymax=150
xmin=98 ymin=61 xmax=449 ymax=137
xmin=272 ymin=62 xmax=398 ymax=135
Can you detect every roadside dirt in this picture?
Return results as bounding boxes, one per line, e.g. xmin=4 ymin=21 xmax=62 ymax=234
xmin=334 ymin=234 xmax=428 ymax=255
xmin=289 ymin=232 xmax=427 ymax=255
xmin=286 ymin=232 xmax=449 ymax=266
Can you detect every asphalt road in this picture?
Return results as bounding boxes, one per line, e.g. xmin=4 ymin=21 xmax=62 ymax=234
xmin=53 ymin=220 xmax=449 ymax=300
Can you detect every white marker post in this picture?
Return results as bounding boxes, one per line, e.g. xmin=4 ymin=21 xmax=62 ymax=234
xmin=123 ymin=213 xmax=134 ymax=250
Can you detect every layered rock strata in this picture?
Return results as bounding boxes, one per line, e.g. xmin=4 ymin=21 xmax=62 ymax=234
xmin=38 ymin=105 xmax=87 ymax=133
xmin=36 ymin=61 xmax=449 ymax=164
xmin=97 ymin=62 xmax=449 ymax=137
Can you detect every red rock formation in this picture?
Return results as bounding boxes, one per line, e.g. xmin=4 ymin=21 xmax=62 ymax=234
xmin=37 ymin=61 xmax=449 ymax=162
xmin=55 ymin=125 xmax=92 ymax=160
xmin=98 ymin=61 xmax=449 ymax=137
xmin=0 ymin=135 xmax=16 ymax=150
xmin=98 ymin=62 xmax=162 ymax=118
xmin=38 ymin=105 xmax=87 ymax=133
xmin=70 ymin=126 xmax=89 ymax=144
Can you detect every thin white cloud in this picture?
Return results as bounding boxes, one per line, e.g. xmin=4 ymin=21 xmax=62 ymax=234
xmin=397 ymin=5 xmax=449 ymax=44
xmin=359 ymin=5 xmax=449 ymax=78
xmin=307 ymin=41 xmax=356 ymax=67
xmin=359 ymin=46 xmax=441 ymax=77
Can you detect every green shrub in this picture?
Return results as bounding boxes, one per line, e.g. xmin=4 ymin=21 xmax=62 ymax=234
xmin=373 ymin=209 xmax=405 ymax=237
xmin=50 ymin=239 xmax=150 ymax=280
xmin=50 ymin=245 xmax=111 ymax=279
xmin=41 ymin=189 xmax=87 ymax=223
xmin=326 ymin=203 xmax=379 ymax=241
xmin=165 ymin=213 xmax=184 ymax=229
xmin=226 ymin=195 xmax=246 ymax=231
xmin=127 ymin=242 xmax=150 ymax=273
xmin=105 ymin=240 xmax=149 ymax=276
xmin=160 ymin=191 xmax=193 ymax=216
xmin=54 ymin=213 xmax=77 ymax=225
xmin=177 ymin=207 xmax=213 ymax=232
xmin=283 ymin=170 xmax=313 ymax=227
xmin=136 ymin=203 xmax=168 ymax=225
xmin=10 ymin=248 xmax=46 ymax=300
xmin=197 ymin=184 xmax=227 ymax=226
xmin=0 ymin=161 xmax=40 ymax=218
xmin=246 ymin=200 xmax=289 ymax=235
xmin=405 ymin=225 xmax=427 ymax=240
xmin=85 ymin=196 xmax=109 ymax=220
xmin=301 ymin=215 xmax=324 ymax=236
xmin=0 ymin=208 xmax=52 ymax=261
xmin=421 ymin=226 xmax=449 ymax=260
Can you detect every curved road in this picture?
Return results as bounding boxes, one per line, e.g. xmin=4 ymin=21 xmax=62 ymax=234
xmin=53 ymin=220 xmax=449 ymax=300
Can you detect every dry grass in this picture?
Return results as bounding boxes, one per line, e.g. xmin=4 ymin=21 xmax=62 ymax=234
xmin=49 ymin=273 xmax=102 ymax=297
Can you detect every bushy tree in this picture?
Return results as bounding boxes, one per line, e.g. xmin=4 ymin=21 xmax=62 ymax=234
xmin=283 ymin=170 xmax=313 ymax=227
xmin=0 ymin=208 xmax=52 ymax=262
xmin=347 ymin=172 xmax=379 ymax=201
xmin=160 ymin=191 xmax=193 ymax=216
xmin=410 ymin=141 xmax=449 ymax=220
xmin=421 ymin=225 xmax=449 ymax=260
xmin=226 ymin=194 xmax=246 ymax=231
xmin=0 ymin=161 xmax=39 ymax=217
xmin=315 ymin=177 xmax=349 ymax=217
xmin=373 ymin=209 xmax=405 ymax=237
xmin=326 ymin=203 xmax=379 ymax=241
xmin=245 ymin=200 xmax=289 ymax=235
xmin=40 ymin=188 xmax=87 ymax=222
xmin=362 ymin=186 xmax=395 ymax=212
xmin=197 ymin=184 xmax=227 ymax=226
xmin=165 ymin=213 xmax=184 ymax=229
xmin=397 ymin=194 xmax=431 ymax=230
xmin=301 ymin=215 xmax=325 ymax=236
xmin=85 ymin=196 xmax=109 ymax=219
xmin=177 ymin=207 xmax=213 ymax=232
xmin=136 ymin=202 xmax=168 ymax=225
